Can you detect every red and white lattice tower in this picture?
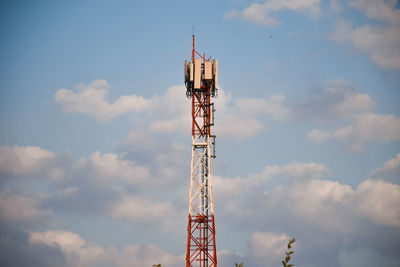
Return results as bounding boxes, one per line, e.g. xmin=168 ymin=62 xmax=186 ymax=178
xmin=184 ymin=35 xmax=218 ymax=267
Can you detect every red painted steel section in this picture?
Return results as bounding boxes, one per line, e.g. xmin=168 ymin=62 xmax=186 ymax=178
xmin=186 ymin=214 xmax=192 ymax=266
xmin=186 ymin=215 xmax=217 ymax=267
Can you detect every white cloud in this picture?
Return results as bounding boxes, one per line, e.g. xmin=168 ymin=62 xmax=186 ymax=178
xmin=75 ymin=150 xmax=149 ymax=185
xmin=249 ymin=161 xmax=330 ymax=183
xmin=146 ymin=85 xmax=191 ymax=135
xmin=331 ymin=88 xmax=374 ymax=116
xmin=238 ymin=95 xmax=291 ymax=121
xmin=110 ymin=195 xmax=181 ymax=231
xmin=214 ymin=161 xmax=330 ymax=218
xmin=216 ymin=160 xmax=400 ymax=235
xmin=370 ymin=153 xmax=400 ymax=179
xmin=215 ymin=160 xmax=329 ymax=188
xmin=250 ymin=232 xmax=290 ymax=264
xmin=307 ymin=128 xmax=332 ymax=143
xmin=264 ymin=179 xmax=356 ymax=233
xmin=214 ymin=91 xmax=291 ymax=140
xmin=0 ymin=145 xmax=150 ymax=188
xmin=295 ymin=80 xmax=374 ymax=121
xmin=0 ymin=144 xmax=186 ymax=236
xmin=225 ymin=0 xmax=321 ymax=26
xmin=296 ymin=81 xmax=398 ymax=152
xmin=28 ymin=230 xmax=183 ymax=267
xmin=121 ymin=128 xmax=188 ymax=188
xmin=0 ymin=143 xmax=188 ymax=225
xmin=29 ymin=230 xmax=86 ymax=254
xmin=55 ymin=79 xmax=152 ymax=122
xmin=349 ymin=0 xmax=400 ymax=23
xmin=308 ymin=112 xmax=400 ymax=152
xmin=331 ymin=0 xmax=400 ymax=70
xmin=149 ymin=117 xmax=190 ymax=133
xmin=215 ymin=113 xmax=266 ymax=141
xmin=356 ymin=179 xmax=400 ymax=227
xmin=0 ymin=145 xmax=55 ymax=176
xmin=217 ymin=250 xmax=245 ymax=267
xmin=0 ymin=188 xmax=52 ymax=223
xmin=280 ymin=178 xmax=400 ymax=229
xmin=281 ymin=161 xmax=329 ymax=179
xmin=112 ymin=244 xmax=183 ymax=267
xmin=30 ymin=231 xmax=105 ymax=267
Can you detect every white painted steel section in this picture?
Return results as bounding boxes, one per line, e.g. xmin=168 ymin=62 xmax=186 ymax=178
xmin=189 ymin=134 xmax=214 ymax=216
xmin=208 ymin=138 xmax=214 ymax=214
xmin=188 ymin=136 xmax=195 ymax=215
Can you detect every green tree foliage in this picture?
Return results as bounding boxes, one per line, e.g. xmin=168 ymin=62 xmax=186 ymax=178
xmin=282 ymin=237 xmax=296 ymax=267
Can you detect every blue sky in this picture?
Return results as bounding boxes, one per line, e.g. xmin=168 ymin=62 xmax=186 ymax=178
xmin=0 ymin=0 xmax=399 ymax=266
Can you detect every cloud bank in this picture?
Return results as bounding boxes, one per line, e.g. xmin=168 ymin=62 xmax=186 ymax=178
xmin=331 ymin=0 xmax=400 ymax=70
xmin=225 ymin=0 xmax=321 ymax=26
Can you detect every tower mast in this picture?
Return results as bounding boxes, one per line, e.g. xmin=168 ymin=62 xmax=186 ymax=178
xmin=184 ymin=34 xmax=218 ymax=267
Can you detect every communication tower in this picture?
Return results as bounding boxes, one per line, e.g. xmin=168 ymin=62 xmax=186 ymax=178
xmin=184 ymin=35 xmax=218 ymax=267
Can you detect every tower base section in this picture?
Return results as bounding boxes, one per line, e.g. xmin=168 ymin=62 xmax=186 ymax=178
xmin=186 ymin=214 xmax=217 ymax=267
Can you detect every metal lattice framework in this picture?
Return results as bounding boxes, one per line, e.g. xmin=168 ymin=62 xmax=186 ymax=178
xmin=184 ymin=35 xmax=218 ymax=267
